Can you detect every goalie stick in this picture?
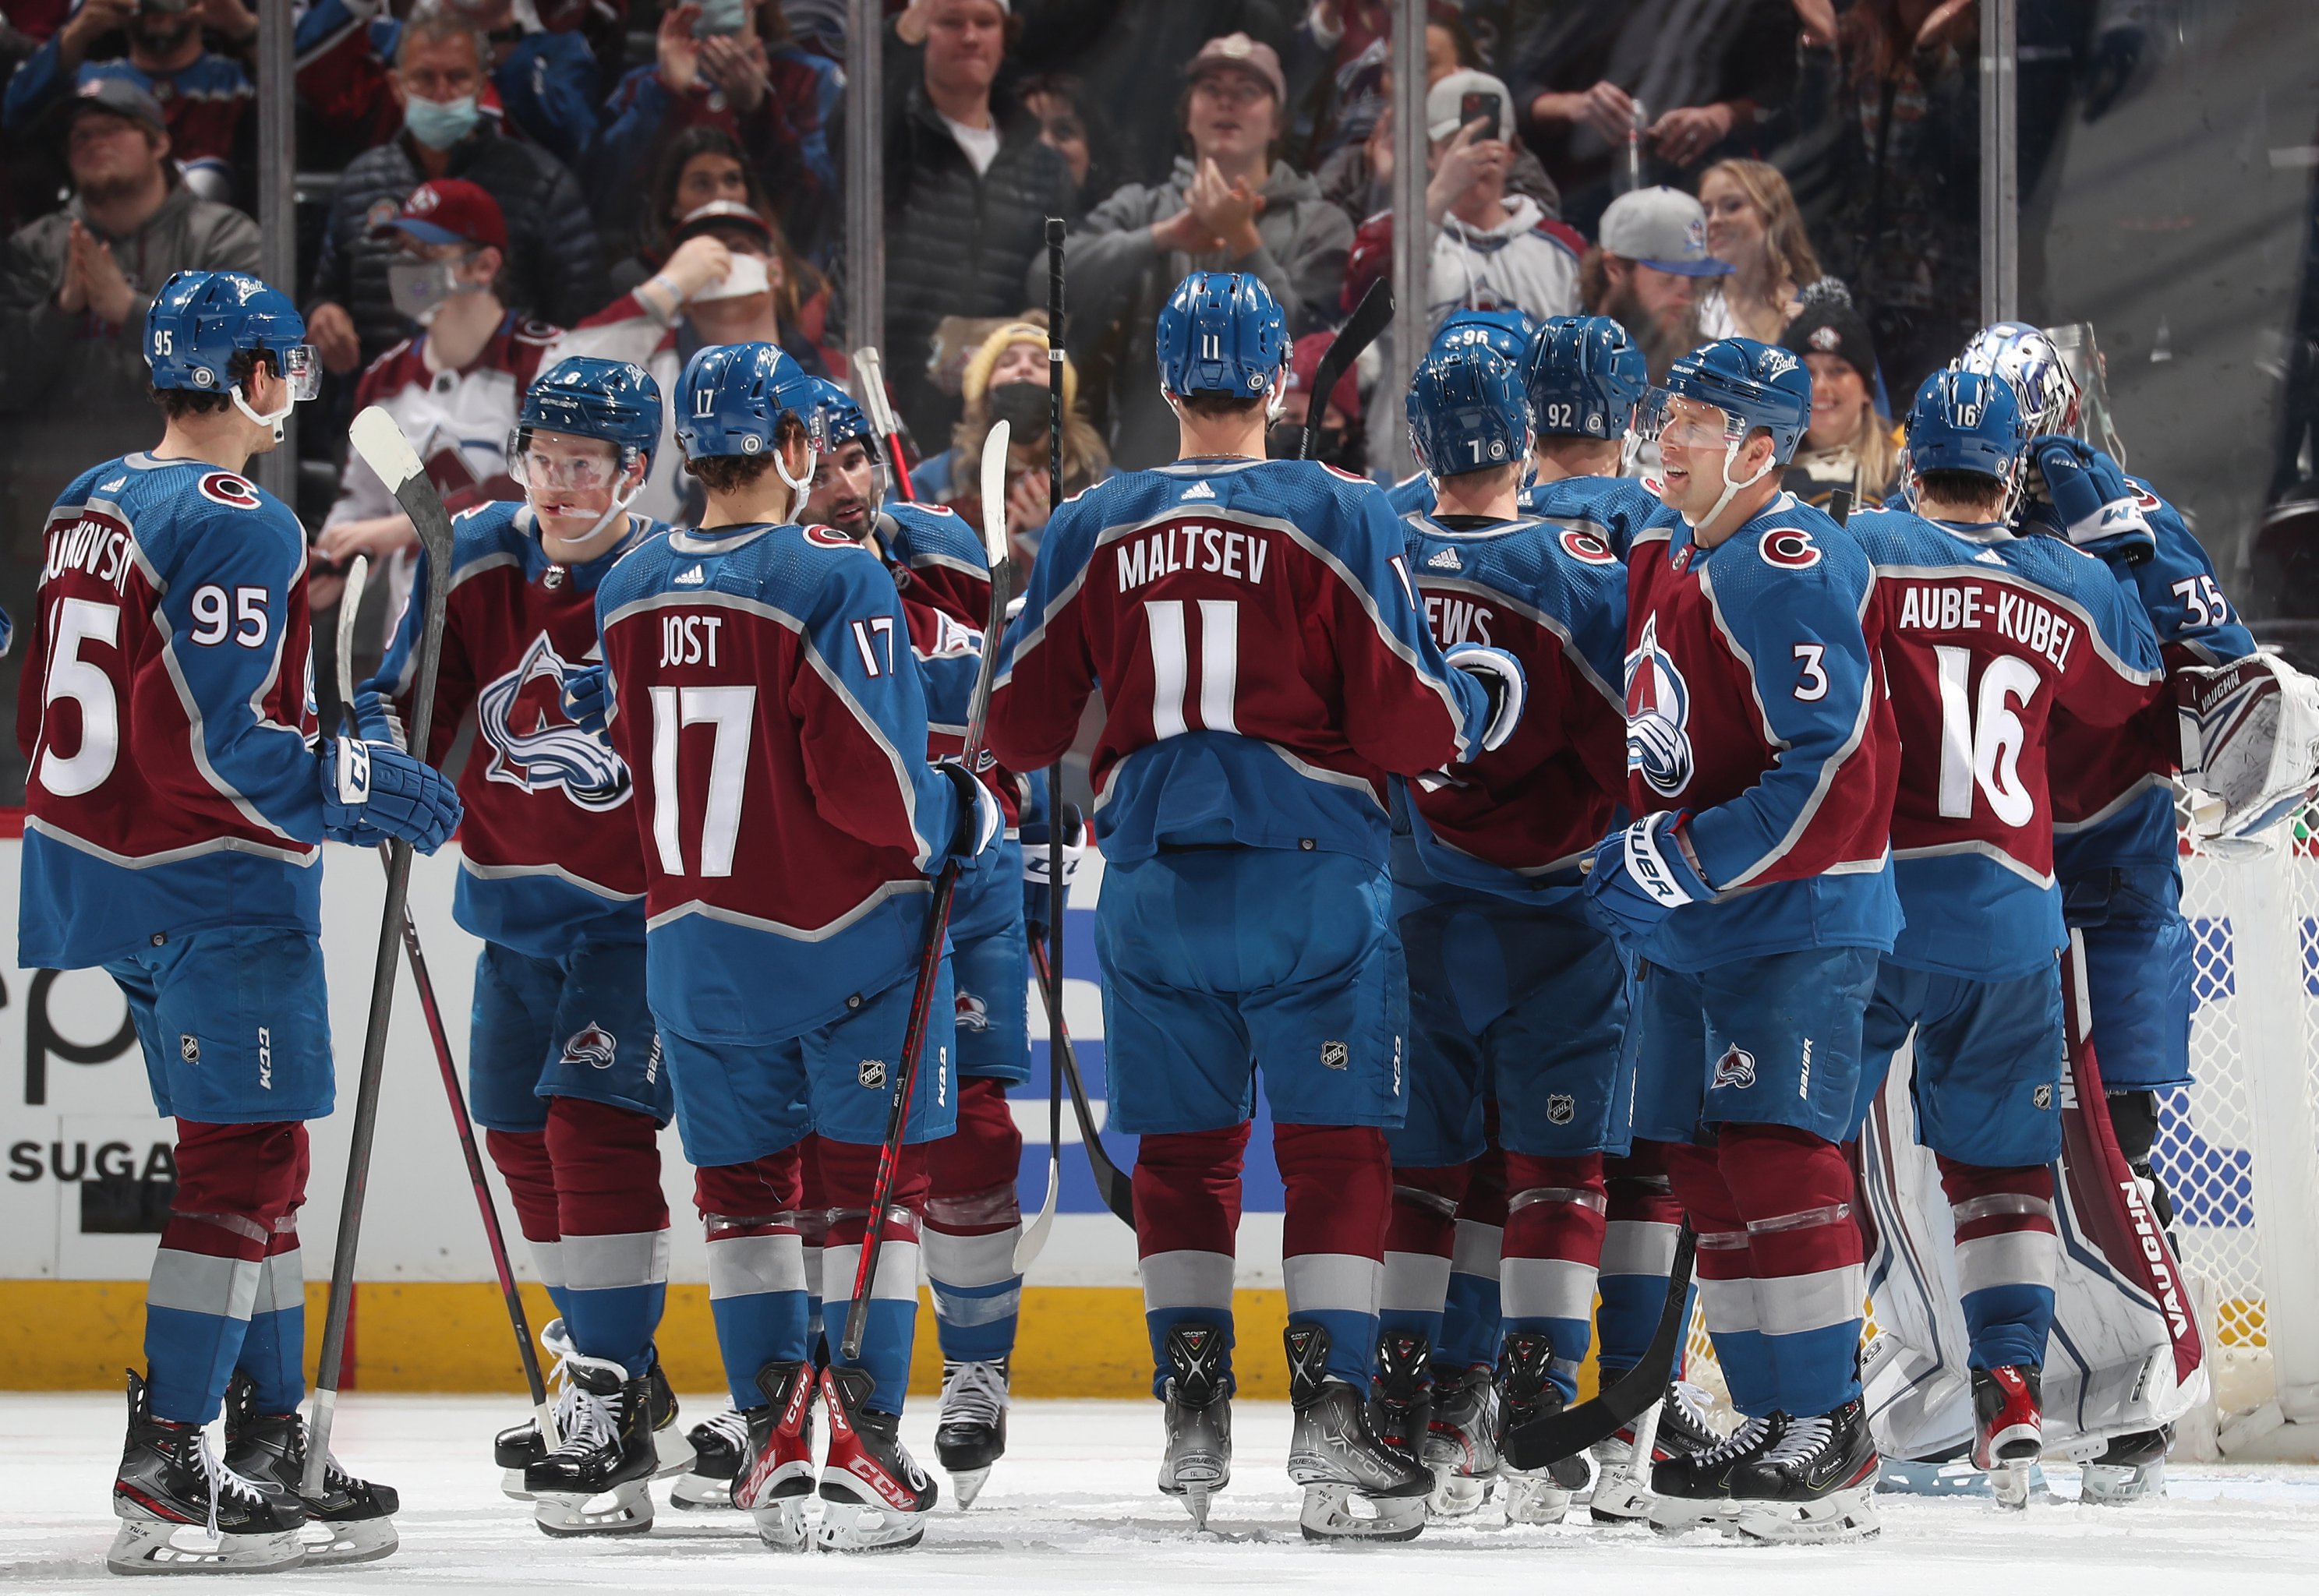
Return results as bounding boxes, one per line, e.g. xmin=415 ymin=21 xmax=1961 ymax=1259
xmin=1501 ymin=1223 xmax=1697 ymax=1472
xmin=1300 ymin=277 xmax=1393 ymax=460
xmin=841 ymin=420 xmax=1016 ymax=1365
xmin=305 ymin=408 xmax=461 ymax=1493
xmin=334 ymin=556 xmax=557 ymax=1453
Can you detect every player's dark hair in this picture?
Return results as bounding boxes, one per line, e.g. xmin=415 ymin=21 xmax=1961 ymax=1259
xmin=1177 ymin=390 xmax=1267 ymax=421
xmin=1437 ymin=458 xmax=1522 ymax=494
xmin=684 ymin=411 xmax=808 ymax=494
xmin=1536 ymin=434 xmax=1623 ymax=476
xmin=1916 ymin=468 xmax=2007 ymax=519
xmin=150 ymin=348 xmax=275 ymax=421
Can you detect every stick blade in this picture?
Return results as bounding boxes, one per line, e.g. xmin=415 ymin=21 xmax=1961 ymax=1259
xmin=1013 ymin=1152 xmax=1060 ymax=1272
xmin=348 ymin=405 xmax=424 ymax=492
xmin=1303 ymin=278 xmax=1393 ymax=458
xmin=1501 ymin=1227 xmax=1696 ymax=1470
xmin=978 ymin=419 xmax=1012 ymax=567
xmin=334 ymin=554 xmax=370 ymax=719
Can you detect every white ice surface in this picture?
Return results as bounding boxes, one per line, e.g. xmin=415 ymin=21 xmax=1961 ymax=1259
xmin=4 ymin=1393 xmax=2317 ymax=1593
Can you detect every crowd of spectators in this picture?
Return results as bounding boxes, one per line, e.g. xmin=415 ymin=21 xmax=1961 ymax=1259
xmin=0 ymin=0 xmax=2232 ymax=759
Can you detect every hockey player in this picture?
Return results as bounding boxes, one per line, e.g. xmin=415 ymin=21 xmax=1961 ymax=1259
xmin=585 ymin=341 xmax=998 ymax=1553
xmin=1960 ymin=323 xmax=2259 ymax=1502
xmin=1585 ymin=337 xmax=1900 ymax=1542
xmin=1377 ymin=340 xmax=1633 ymax=1525
xmin=16 ymin=270 xmax=460 ymax=1574
xmin=353 ymin=356 xmax=691 ymax=1535
xmin=1844 ymin=370 xmax=2164 ymax=1505
xmin=1383 ymin=308 xmax=1538 ymax=517
xmin=985 ymin=270 xmax=1524 ymax=1541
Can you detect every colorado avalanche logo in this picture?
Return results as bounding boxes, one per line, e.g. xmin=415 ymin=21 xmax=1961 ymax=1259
xmin=954 ymin=990 xmax=991 ymax=1033
xmin=475 ymin=632 xmax=632 ymax=810
xmin=560 ymin=1022 xmax=617 ymax=1071
xmin=1623 ymin=613 xmax=1695 ymax=798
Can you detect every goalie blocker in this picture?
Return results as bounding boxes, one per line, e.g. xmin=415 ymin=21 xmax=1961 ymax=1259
xmin=2175 ymin=651 xmax=2319 ymax=854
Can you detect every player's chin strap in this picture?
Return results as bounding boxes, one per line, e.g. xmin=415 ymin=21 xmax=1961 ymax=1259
xmin=548 ymin=478 xmax=645 ymax=560
xmin=232 ymin=384 xmax=295 ymax=444
xmin=775 ymin=443 xmax=815 ymax=523
xmin=1685 ymin=434 xmax=1779 ymax=531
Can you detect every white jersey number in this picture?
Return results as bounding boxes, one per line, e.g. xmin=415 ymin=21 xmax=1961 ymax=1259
xmin=1145 ymin=598 xmax=1240 ymax=740
xmin=40 ymin=598 xmax=122 ymax=798
xmin=1934 ymin=645 xmax=2039 ymax=827
xmin=649 ymin=684 xmax=755 ymax=878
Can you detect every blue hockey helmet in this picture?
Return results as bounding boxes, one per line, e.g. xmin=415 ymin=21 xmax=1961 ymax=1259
xmin=1955 ymin=320 xmax=2080 ymax=439
xmin=808 ymin=377 xmax=878 ymax=458
xmin=145 ymin=270 xmax=316 ymax=403
xmin=1432 ymin=306 xmax=1538 ymax=365
xmin=1524 ymin=315 xmax=1649 ymax=440
xmin=1156 ymin=271 xmax=1288 ymax=401
xmin=1406 ymin=343 xmax=1529 ymax=483
xmin=674 ymin=341 xmax=824 ymax=461
xmin=514 ymin=356 xmax=663 ymax=476
xmin=1656 ymin=337 xmax=1812 ymax=466
xmin=1905 ymin=367 xmax=2027 ymax=482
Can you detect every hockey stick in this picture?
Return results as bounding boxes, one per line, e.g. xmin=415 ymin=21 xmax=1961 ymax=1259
xmin=1828 ymin=487 xmax=1854 ymax=526
xmin=840 ymin=421 xmax=1016 ymax=1365
xmin=1300 ymin=277 xmax=1394 ymax=460
xmin=850 ymin=346 xmax=916 ymax=503
xmin=1028 ymin=937 xmax=1134 ymax=1227
xmin=1015 ymin=217 xmax=1069 ymax=1275
xmin=1501 ymin=1223 xmax=1697 ymax=1471
xmin=332 ymin=559 xmax=557 ymax=1450
xmin=305 ymin=408 xmax=461 ymax=1493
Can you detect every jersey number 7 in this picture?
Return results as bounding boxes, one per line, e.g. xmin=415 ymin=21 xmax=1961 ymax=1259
xmin=649 ymin=684 xmax=755 ymax=877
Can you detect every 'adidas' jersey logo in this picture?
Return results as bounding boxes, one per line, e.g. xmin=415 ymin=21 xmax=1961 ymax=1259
xmin=101 ymin=477 xmax=127 ymax=493
xmin=1426 ymin=546 xmax=1462 ymax=571
xmin=1972 ymin=549 xmax=2005 ymax=565
xmin=673 ymin=566 xmax=706 ymax=586
xmin=1180 ymin=479 xmax=1215 ymax=501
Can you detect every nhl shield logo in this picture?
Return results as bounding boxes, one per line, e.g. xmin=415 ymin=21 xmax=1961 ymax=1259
xmin=1624 ymin=613 xmax=1695 ymax=798
xmin=858 ymin=1058 xmax=888 ymax=1089
xmin=561 ymin=1023 xmax=617 ymax=1070
xmin=1547 ymin=1094 xmax=1575 ymax=1125
xmin=2033 ymin=1082 xmax=2054 ymax=1110
xmin=1713 ymin=1045 xmax=1757 ymax=1090
xmin=1320 ymin=1040 xmax=1349 ymax=1071
xmin=179 ymin=1034 xmax=200 ymax=1065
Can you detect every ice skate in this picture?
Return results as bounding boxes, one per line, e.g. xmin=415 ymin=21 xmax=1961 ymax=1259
xmin=523 ymin=1347 xmax=659 ymax=1537
xmin=1284 ymin=1325 xmax=1430 ymax=1543
xmin=1156 ymin=1320 xmax=1232 ymax=1530
xmin=497 ymin=1328 xmax=688 ymax=1500
xmin=816 ymin=1364 xmax=936 ymax=1552
xmin=222 ymin=1373 xmax=399 ymax=1565
xmin=934 ymin=1357 xmax=1010 ymax=1509
xmin=1495 ymin=1332 xmax=1590 ymax=1525
xmin=1973 ymin=1365 xmax=2042 ymax=1509
xmin=669 ymin=1406 xmax=751 ymax=1510
xmin=1419 ymin=1362 xmax=1498 ymax=1517
xmin=735 ymin=1360 xmax=817 ymax=1552
xmin=1727 ymin=1396 xmax=1881 ymax=1543
xmin=2080 ymin=1425 xmax=2169 ymax=1506
xmin=1368 ymin=1330 xmax=1433 ymax=1456
xmin=108 ymin=1372 xmax=307 ymax=1577
xmin=1646 ymin=1411 xmax=1779 ymax=1534
xmin=1590 ymin=1379 xmax=1718 ymax=1524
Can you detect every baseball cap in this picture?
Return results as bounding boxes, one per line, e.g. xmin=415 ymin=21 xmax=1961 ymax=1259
xmin=1426 ymin=69 xmax=1515 ymax=143
xmin=1288 ymin=331 xmax=1361 ymax=423
xmin=1598 ymin=187 xmax=1732 ymax=277
xmin=378 ymin=178 xmax=507 ymax=250
xmin=1185 ymin=33 xmax=1286 ymax=106
xmin=1781 ymin=301 xmax=1879 ymax=386
xmin=670 ymin=200 xmax=776 ymax=250
xmin=65 ymin=77 xmax=168 ymax=137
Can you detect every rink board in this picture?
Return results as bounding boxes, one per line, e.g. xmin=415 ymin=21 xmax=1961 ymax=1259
xmin=0 ymin=837 xmax=1336 ymax=1398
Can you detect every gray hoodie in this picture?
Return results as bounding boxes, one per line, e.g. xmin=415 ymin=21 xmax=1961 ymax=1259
xmin=1050 ymin=157 xmax=1352 ymax=470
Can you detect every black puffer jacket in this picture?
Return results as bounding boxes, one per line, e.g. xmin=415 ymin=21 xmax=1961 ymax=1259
xmin=881 ymin=80 xmax=1075 ymax=447
xmin=307 ymin=129 xmax=607 ymax=366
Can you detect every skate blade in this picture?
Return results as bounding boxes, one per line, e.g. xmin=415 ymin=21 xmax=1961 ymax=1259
xmin=667 ymin=1472 xmax=736 ymax=1511
xmin=295 ymin=1515 xmax=399 ymax=1566
xmin=107 ymin=1520 xmax=305 ymax=1576
xmin=1989 ymin=1463 xmax=2032 ymax=1512
xmin=748 ymin=1498 xmax=811 ymax=1552
xmin=1647 ymin=1495 xmax=1743 ymax=1538
xmin=500 ymin=1466 xmax=534 ymax=1502
xmin=815 ymin=1496 xmax=928 ymax=1552
xmin=1426 ymin=1468 xmax=1491 ymax=1519
xmin=1504 ymin=1473 xmax=1575 ymax=1527
xmin=532 ymin=1479 xmax=655 ymax=1538
xmin=652 ymin=1427 xmax=700 ymax=1481
xmin=1734 ymin=1485 xmax=1882 ymax=1545
xmin=1299 ymin=1483 xmax=1428 ymax=1542
xmin=2079 ymin=1460 xmax=2163 ymax=1506
xmin=1586 ymin=1476 xmax=1655 ymax=1524
xmin=947 ymin=1464 xmax=993 ymax=1510
xmin=1875 ymin=1457 xmax=1995 ymax=1497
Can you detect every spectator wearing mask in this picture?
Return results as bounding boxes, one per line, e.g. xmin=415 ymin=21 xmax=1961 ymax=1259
xmin=1059 ymin=32 xmax=1351 ymax=470
xmin=0 ymin=76 xmax=259 ymax=796
xmin=305 ymin=5 xmax=604 ymax=375
xmin=1695 ymin=156 xmax=1840 ymax=344
xmin=881 ymin=0 xmax=1074 ymax=450
xmin=293 ymin=0 xmax=600 ymax=170
xmin=546 ymin=197 xmax=807 ymax=524
xmin=595 ymin=2 xmax=840 ymax=265
xmin=1579 ymin=185 xmax=1726 ymax=381
xmin=4 ymin=0 xmax=256 ymax=200
xmin=312 ymin=178 xmax=560 ymax=621
xmin=1342 ymin=69 xmax=1583 ymax=343
xmin=908 ymin=317 xmax=1109 ymax=556
xmin=1779 ymin=298 xmax=1899 ymax=510
xmin=1267 ymin=327 xmax=1365 ymax=475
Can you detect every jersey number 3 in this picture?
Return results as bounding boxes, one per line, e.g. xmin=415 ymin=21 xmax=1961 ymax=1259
xmin=649 ymin=685 xmax=755 ymax=877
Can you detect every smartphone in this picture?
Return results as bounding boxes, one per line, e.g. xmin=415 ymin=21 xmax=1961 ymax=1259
xmin=1460 ymin=91 xmax=1503 ymax=136
xmin=693 ymin=0 xmax=750 ymax=37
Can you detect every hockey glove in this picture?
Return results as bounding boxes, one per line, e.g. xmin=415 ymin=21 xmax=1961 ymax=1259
xmin=2025 ymin=436 xmax=2155 ymax=563
xmin=2176 ymin=652 xmax=2319 ymax=847
xmin=1446 ymin=643 xmax=1527 ymax=754
xmin=348 ymin=689 xmax=406 ymax=748
xmin=937 ymin=759 xmax=1002 ymax=869
xmin=320 ymin=736 xmax=462 ymax=853
xmin=1022 ymin=802 xmax=1086 ymax=939
xmin=1583 ymin=810 xmax=1712 ymax=943
xmin=560 ymin=663 xmax=612 ymax=736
